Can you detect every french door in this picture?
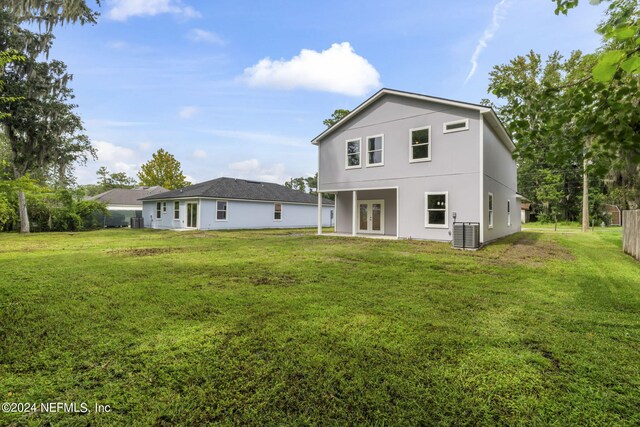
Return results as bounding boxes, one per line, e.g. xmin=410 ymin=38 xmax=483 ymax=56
xmin=358 ymin=200 xmax=384 ymax=234
xmin=186 ymin=202 xmax=198 ymax=228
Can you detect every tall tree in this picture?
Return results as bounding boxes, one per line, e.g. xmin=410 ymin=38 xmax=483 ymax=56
xmin=137 ymin=149 xmax=190 ymax=190
xmin=323 ymin=109 xmax=350 ymax=128
xmin=0 ymin=9 xmax=95 ymax=233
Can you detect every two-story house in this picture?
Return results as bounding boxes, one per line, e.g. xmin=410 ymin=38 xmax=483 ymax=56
xmin=313 ymin=88 xmax=521 ymax=244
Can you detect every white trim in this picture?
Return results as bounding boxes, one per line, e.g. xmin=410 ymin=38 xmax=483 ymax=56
xmin=396 ymin=187 xmax=400 ymax=238
xmin=106 ymin=205 xmax=142 ymax=211
xmin=507 ymin=199 xmax=511 ymax=227
xmin=409 ymin=125 xmax=431 ymax=163
xmin=443 ymin=118 xmax=469 ymax=134
xmin=479 ymin=113 xmax=484 ymax=243
xmin=345 ymin=138 xmax=362 ymax=170
xmin=424 ymin=191 xmax=449 ymax=228
xmin=215 ymin=200 xmax=228 ymax=222
xmin=273 ymin=202 xmax=283 ymax=221
xmin=186 ymin=201 xmax=198 ymax=229
xmin=352 ymin=191 xmax=357 ymax=236
xmin=317 ymin=193 xmax=322 ymax=234
xmin=321 ymin=185 xmax=399 ymax=193
xmin=143 ymin=196 xmax=329 ymax=207
xmin=365 ymin=134 xmax=384 ymax=167
xmin=488 ymin=192 xmax=494 ymax=229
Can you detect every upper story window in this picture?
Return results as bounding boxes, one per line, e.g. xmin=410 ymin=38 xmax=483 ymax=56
xmin=488 ymin=193 xmax=494 ymax=229
xmin=366 ymin=134 xmax=384 ymax=167
xmin=410 ymin=126 xmax=431 ymax=162
xmin=216 ymin=201 xmax=228 ymax=221
xmin=425 ymin=192 xmax=448 ymax=228
xmin=174 ymin=201 xmax=180 ymax=220
xmin=345 ymin=138 xmax=361 ymax=169
xmin=443 ymin=119 xmax=469 ymax=134
xmin=274 ymin=203 xmax=282 ymax=221
xmin=156 ymin=202 xmax=161 ymax=219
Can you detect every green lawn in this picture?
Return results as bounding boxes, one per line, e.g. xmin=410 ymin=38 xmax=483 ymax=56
xmin=0 ymin=228 xmax=638 ymax=426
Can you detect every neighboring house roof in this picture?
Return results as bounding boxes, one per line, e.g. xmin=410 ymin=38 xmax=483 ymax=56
xmin=139 ymin=177 xmax=334 ymax=205
xmin=310 ymin=88 xmax=516 ymax=152
xmin=89 ymin=186 xmax=169 ymax=207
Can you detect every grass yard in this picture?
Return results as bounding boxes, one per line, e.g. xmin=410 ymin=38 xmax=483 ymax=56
xmin=0 ymin=228 xmax=639 ymax=426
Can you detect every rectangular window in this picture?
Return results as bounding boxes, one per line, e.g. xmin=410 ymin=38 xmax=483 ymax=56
xmin=156 ymin=202 xmax=161 ymax=219
xmin=274 ymin=203 xmax=282 ymax=221
xmin=443 ymin=119 xmax=469 ymax=133
xmin=366 ymin=134 xmax=384 ymax=166
xmin=345 ymin=138 xmax=361 ymax=169
xmin=216 ymin=201 xmax=227 ymax=221
xmin=410 ymin=126 xmax=430 ymax=162
xmin=488 ymin=193 xmax=494 ymax=229
xmin=425 ymin=192 xmax=448 ymax=228
xmin=507 ymin=200 xmax=511 ymax=227
xmin=162 ymin=202 xmax=167 ymax=213
xmin=174 ymin=201 xmax=180 ymax=220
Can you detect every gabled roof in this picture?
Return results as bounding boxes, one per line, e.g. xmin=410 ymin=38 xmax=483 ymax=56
xmin=88 ymin=186 xmax=169 ymax=206
xmin=311 ymin=88 xmax=515 ymax=152
xmin=139 ymin=177 xmax=334 ymax=205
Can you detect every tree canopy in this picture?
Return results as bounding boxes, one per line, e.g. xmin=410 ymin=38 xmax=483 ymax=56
xmin=137 ymin=149 xmax=191 ymax=190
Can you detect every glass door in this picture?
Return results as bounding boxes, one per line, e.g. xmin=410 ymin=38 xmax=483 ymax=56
xmin=357 ymin=200 xmax=384 ymax=234
xmin=186 ymin=202 xmax=198 ymax=228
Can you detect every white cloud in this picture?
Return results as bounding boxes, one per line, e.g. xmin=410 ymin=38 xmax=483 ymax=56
xmin=241 ymin=42 xmax=380 ymax=97
xmin=465 ymin=0 xmax=513 ymax=83
xmin=187 ymin=29 xmax=225 ymax=45
xmin=228 ymin=159 xmax=287 ymax=184
xmin=179 ymin=106 xmax=199 ymax=119
xmin=107 ymin=0 xmax=200 ymax=21
xmin=94 ymin=140 xmax=136 ymax=162
xmin=138 ymin=142 xmax=152 ymax=150
xmin=193 ymin=149 xmax=208 ymax=159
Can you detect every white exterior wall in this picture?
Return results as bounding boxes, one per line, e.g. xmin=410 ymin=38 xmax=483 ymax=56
xmin=143 ymin=199 xmax=333 ymax=230
xmin=483 ymin=121 xmax=521 ymax=241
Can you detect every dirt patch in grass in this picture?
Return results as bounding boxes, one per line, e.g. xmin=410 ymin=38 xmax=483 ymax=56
xmin=481 ymin=233 xmax=574 ymax=267
xmin=252 ymin=273 xmax=298 ymax=286
xmin=108 ymin=247 xmax=185 ymax=256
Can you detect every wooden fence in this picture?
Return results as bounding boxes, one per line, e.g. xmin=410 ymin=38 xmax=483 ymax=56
xmin=623 ymin=210 xmax=640 ymax=261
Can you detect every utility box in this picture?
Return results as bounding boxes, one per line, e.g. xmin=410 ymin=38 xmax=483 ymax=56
xmin=130 ymin=217 xmax=145 ymax=229
xmin=453 ymin=222 xmax=480 ymax=249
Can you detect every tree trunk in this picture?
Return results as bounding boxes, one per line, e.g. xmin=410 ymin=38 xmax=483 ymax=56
xmin=18 ymin=190 xmax=30 ymax=233
xmin=582 ymin=158 xmax=589 ymax=233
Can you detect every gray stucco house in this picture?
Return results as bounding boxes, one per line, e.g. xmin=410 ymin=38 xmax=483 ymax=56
xmin=139 ymin=177 xmax=334 ymax=230
xmin=88 ymin=186 xmax=168 ymax=227
xmin=313 ymin=88 xmax=521 ymax=244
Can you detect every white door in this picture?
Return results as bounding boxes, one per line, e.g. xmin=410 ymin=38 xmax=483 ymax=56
xmin=358 ymin=200 xmax=384 ymax=234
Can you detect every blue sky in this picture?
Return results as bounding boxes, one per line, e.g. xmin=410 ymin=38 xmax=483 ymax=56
xmin=48 ymin=0 xmax=608 ymax=185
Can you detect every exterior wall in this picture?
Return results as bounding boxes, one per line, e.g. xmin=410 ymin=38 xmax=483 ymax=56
xmin=144 ymin=199 xmax=333 ymax=230
xmin=482 ymin=121 xmax=520 ymax=241
xmin=319 ymin=94 xmax=481 ymax=241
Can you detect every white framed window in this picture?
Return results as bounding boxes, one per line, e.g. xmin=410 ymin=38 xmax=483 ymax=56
xmin=216 ymin=200 xmax=228 ymax=221
xmin=409 ymin=126 xmax=431 ymax=162
xmin=488 ymin=193 xmax=494 ymax=229
xmin=274 ymin=203 xmax=282 ymax=221
xmin=174 ymin=201 xmax=180 ymax=220
xmin=507 ymin=200 xmax=511 ymax=227
xmin=345 ymin=138 xmax=362 ymax=169
xmin=366 ymin=134 xmax=384 ymax=167
xmin=443 ymin=119 xmax=469 ymax=134
xmin=156 ymin=202 xmax=161 ymax=218
xmin=425 ymin=192 xmax=448 ymax=228
xmin=162 ymin=202 xmax=167 ymax=213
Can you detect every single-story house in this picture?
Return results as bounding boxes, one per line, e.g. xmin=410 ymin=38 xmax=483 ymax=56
xmin=520 ymin=199 xmax=532 ymax=224
xmin=139 ymin=177 xmax=334 ymax=230
xmin=88 ymin=186 xmax=168 ymax=227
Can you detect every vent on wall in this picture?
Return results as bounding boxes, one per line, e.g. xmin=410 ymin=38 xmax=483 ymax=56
xmin=453 ymin=222 xmax=480 ymax=249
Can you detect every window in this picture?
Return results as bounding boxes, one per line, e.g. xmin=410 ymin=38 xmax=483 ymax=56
xmin=156 ymin=202 xmax=161 ymax=218
xmin=216 ymin=201 xmax=227 ymax=221
xmin=174 ymin=201 xmax=180 ymax=220
xmin=507 ymin=200 xmax=511 ymax=227
xmin=162 ymin=202 xmax=167 ymax=213
xmin=274 ymin=203 xmax=282 ymax=221
xmin=488 ymin=193 xmax=494 ymax=229
xmin=366 ymin=134 xmax=384 ymax=166
xmin=425 ymin=192 xmax=448 ymax=228
xmin=345 ymin=138 xmax=361 ymax=169
xmin=410 ymin=126 xmax=430 ymax=162
xmin=443 ymin=119 xmax=469 ymax=133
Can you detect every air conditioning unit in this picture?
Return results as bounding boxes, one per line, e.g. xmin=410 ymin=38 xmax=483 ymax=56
xmin=453 ymin=222 xmax=480 ymax=249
